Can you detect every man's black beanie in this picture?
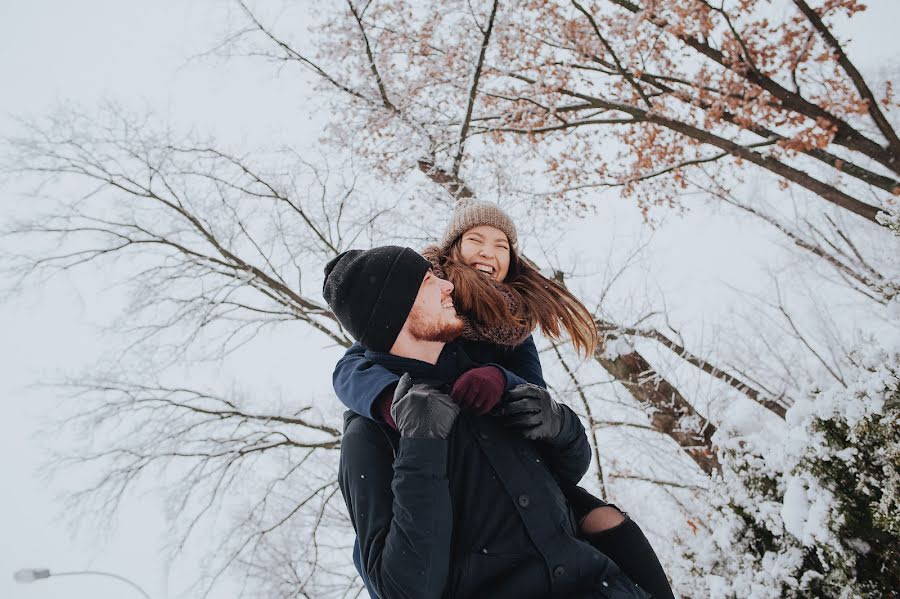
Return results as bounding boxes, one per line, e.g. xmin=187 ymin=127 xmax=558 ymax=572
xmin=323 ymin=246 xmax=431 ymax=352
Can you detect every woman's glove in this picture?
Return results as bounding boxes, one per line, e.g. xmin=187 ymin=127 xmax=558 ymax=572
xmin=374 ymin=382 xmax=399 ymax=431
xmin=391 ymin=373 xmax=460 ymax=439
xmin=450 ymin=366 xmax=506 ymax=415
xmin=497 ymin=383 xmax=565 ymax=441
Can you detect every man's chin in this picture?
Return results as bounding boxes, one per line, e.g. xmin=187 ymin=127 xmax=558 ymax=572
xmin=411 ymin=319 xmax=465 ymax=343
xmin=431 ymin=321 xmax=465 ymax=343
xmin=451 ymin=321 xmax=467 ymax=340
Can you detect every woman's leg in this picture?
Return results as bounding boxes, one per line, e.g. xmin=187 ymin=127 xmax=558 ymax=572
xmin=579 ymin=504 xmax=626 ymax=532
xmin=563 ymin=485 xmax=676 ymax=599
xmin=582 ymin=508 xmax=676 ymax=599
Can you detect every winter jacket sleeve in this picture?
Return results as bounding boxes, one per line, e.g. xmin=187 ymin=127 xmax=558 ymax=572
xmin=333 ymin=342 xmax=401 ymax=420
xmin=494 ymin=335 xmax=547 ymax=388
xmin=339 ymin=418 xmax=454 ymax=599
xmin=538 ymin=404 xmax=592 ymax=486
xmin=490 ymin=364 xmax=529 ymax=391
xmin=496 ymin=337 xmax=588 ymax=483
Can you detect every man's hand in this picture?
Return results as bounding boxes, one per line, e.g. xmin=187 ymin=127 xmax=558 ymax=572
xmin=450 ymin=366 xmax=506 ymax=415
xmin=496 ymin=384 xmax=565 ymax=441
xmin=391 ymin=373 xmax=460 ymax=439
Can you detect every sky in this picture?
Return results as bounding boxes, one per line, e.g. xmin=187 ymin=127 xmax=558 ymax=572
xmin=1 ymin=1 xmax=898 ymax=599
xmin=0 ymin=2 xmax=328 ymax=598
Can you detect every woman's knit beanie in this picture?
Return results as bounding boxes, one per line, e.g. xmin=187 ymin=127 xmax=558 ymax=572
xmin=437 ymin=199 xmax=518 ymax=253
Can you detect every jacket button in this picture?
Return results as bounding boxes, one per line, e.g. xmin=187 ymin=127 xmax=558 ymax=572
xmin=517 ymin=494 xmax=530 ymax=508
xmin=553 ymin=565 xmax=566 ymax=578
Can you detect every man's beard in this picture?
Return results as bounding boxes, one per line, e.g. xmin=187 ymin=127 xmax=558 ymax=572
xmin=408 ymin=307 xmax=465 ymax=343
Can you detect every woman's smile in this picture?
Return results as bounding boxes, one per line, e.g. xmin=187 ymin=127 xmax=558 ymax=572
xmin=472 ymin=262 xmax=495 ymax=277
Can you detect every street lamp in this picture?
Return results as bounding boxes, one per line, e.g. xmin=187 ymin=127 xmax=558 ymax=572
xmin=13 ymin=568 xmax=152 ymax=599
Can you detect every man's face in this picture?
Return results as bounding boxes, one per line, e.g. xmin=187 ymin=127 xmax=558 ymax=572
xmin=406 ymin=270 xmax=465 ymax=343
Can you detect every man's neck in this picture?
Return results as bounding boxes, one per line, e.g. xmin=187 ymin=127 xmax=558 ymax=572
xmin=389 ymin=333 xmax=445 ymax=365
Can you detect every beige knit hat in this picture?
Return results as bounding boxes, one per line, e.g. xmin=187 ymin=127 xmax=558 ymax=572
xmin=437 ymin=200 xmax=518 ymax=253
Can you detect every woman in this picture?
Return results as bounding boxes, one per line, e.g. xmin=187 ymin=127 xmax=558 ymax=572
xmin=333 ymin=200 xmax=674 ymax=598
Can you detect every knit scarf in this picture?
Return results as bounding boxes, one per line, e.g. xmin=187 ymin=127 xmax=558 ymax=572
xmin=421 ymin=245 xmax=533 ymax=347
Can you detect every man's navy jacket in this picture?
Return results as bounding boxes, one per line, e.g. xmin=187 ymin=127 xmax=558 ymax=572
xmin=337 ymin=342 xmax=649 ymax=598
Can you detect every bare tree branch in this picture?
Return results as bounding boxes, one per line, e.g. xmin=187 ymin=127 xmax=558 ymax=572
xmin=451 ymin=0 xmax=499 ymax=182
xmin=791 ymin=0 xmax=900 ymax=160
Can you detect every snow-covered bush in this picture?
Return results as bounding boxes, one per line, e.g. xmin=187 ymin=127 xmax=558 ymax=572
xmin=679 ymin=348 xmax=900 ymax=599
xmin=877 ymin=204 xmax=900 ymax=236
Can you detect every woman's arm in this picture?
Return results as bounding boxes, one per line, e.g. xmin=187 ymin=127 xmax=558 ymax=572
xmin=453 ymin=336 xmax=547 ymax=412
xmin=495 ymin=335 xmax=547 ymax=388
xmin=333 ymin=342 xmax=400 ymax=420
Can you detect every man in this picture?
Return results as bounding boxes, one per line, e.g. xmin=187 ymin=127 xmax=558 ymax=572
xmin=323 ymin=246 xmax=650 ymax=599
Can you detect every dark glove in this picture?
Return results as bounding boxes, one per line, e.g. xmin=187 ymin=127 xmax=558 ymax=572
xmin=497 ymin=384 xmax=565 ymax=441
xmin=391 ymin=373 xmax=460 ymax=439
xmin=451 ymin=366 xmax=506 ymax=415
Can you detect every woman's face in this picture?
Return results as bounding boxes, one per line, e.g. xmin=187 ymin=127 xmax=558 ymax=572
xmin=456 ymin=225 xmax=511 ymax=282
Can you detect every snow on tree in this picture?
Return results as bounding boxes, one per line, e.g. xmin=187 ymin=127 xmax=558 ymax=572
xmin=231 ymin=0 xmax=899 ymax=223
xmin=679 ymin=344 xmax=900 ymax=598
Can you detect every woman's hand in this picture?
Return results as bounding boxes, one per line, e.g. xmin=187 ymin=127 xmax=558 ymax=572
xmin=450 ymin=366 xmax=506 ymax=415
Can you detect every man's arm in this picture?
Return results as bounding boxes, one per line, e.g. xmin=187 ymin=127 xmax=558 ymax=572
xmin=497 ymin=384 xmax=591 ymax=485
xmin=339 ymin=420 xmax=454 ymax=599
xmin=539 ymin=402 xmax=592 ymax=485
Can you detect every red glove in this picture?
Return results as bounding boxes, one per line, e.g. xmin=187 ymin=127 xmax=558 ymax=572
xmin=451 ymin=366 xmax=507 ymax=415
xmin=374 ymin=383 xmax=398 ymax=431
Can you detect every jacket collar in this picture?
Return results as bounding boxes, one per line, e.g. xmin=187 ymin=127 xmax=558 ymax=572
xmin=364 ymin=340 xmax=471 ymax=386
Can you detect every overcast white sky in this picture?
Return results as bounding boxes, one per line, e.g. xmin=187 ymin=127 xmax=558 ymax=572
xmin=1 ymin=2 xmax=898 ymax=599
xmin=0 ymin=2 xmax=328 ymax=598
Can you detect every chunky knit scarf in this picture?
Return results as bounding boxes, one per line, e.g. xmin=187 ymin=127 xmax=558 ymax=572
xmin=421 ymin=245 xmax=533 ymax=347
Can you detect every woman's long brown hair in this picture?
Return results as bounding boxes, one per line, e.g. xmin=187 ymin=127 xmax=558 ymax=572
xmin=444 ymin=240 xmax=598 ymax=357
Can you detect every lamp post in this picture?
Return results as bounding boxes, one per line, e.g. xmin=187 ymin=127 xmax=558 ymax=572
xmin=13 ymin=567 xmax=152 ymax=599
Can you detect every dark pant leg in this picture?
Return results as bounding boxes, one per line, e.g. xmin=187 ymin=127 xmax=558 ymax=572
xmin=562 ymin=485 xmax=676 ymax=599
